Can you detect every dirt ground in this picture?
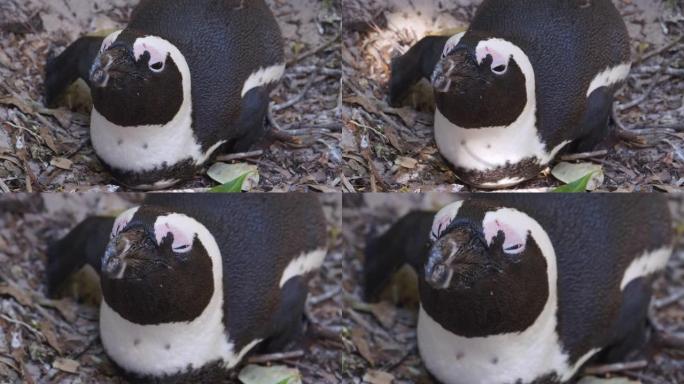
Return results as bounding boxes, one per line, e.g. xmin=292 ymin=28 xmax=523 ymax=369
xmin=341 ymin=0 xmax=684 ymax=192
xmin=0 ymin=194 xmax=345 ymax=383
xmin=341 ymin=194 xmax=684 ymax=384
xmin=0 ymin=0 xmax=342 ymax=192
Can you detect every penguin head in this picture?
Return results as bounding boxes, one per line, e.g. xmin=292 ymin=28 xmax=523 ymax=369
xmin=100 ymin=206 xmax=215 ymax=325
xmin=432 ymin=33 xmax=531 ymax=129
xmin=420 ymin=200 xmax=552 ymax=335
xmin=89 ymin=30 xmax=187 ymax=127
xmin=425 ymin=200 xmax=550 ymax=296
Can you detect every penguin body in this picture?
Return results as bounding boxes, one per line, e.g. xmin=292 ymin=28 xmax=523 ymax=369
xmin=45 ymin=0 xmax=284 ymax=189
xmin=365 ymin=195 xmax=672 ymax=384
xmin=389 ymin=0 xmax=631 ymax=188
xmin=47 ymin=194 xmax=327 ymax=381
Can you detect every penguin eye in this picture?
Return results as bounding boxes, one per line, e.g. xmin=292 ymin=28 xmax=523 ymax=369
xmin=492 ymin=64 xmax=507 ymax=75
xmin=504 ymin=243 xmax=524 ymax=254
xmin=149 ymin=61 xmax=165 ymax=72
xmin=173 ymin=244 xmax=191 ymax=253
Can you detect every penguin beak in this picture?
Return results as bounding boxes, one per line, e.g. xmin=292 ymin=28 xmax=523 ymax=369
xmin=424 ymin=247 xmax=454 ymax=290
xmin=431 ymin=50 xmax=476 ymax=93
xmin=424 ymin=225 xmax=489 ymax=290
xmin=90 ymin=47 xmax=132 ymax=88
xmin=102 ymin=227 xmax=150 ymax=279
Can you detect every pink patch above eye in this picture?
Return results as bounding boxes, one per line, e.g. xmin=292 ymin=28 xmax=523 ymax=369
xmin=133 ymin=41 xmax=166 ymax=67
xmin=483 ymin=219 xmax=526 ymax=254
xmin=476 ymin=45 xmax=508 ymax=71
xmin=154 ymin=222 xmax=192 ymax=251
xmin=112 ymin=216 xmax=130 ymax=237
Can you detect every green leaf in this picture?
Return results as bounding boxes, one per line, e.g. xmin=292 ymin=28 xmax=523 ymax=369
xmin=209 ymin=173 xmax=249 ymax=193
xmin=207 ymin=162 xmax=259 ymax=192
xmin=238 ymin=364 xmax=302 ymax=384
xmin=553 ymin=172 xmax=594 ymax=193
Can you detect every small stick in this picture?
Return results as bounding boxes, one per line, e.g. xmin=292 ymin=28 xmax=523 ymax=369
xmin=287 ymin=32 xmax=341 ymax=66
xmin=654 ymin=288 xmax=684 ymax=309
xmin=560 ymin=150 xmax=608 ymax=161
xmin=583 ymin=360 xmax=648 ymax=375
xmin=214 ymin=150 xmax=263 ymax=162
xmin=636 ymin=36 xmax=683 ymax=64
xmin=247 ymin=350 xmax=305 ymax=364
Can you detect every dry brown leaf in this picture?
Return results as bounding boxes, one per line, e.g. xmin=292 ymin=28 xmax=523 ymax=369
xmin=351 ymin=327 xmax=375 ymax=366
xmin=39 ymin=321 xmax=62 ymax=355
xmin=50 ymin=157 xmax=73 ymax=170
xmin=369 ymin=301 xmax=397 ymax=329
xmin=396 ymin=157 xmax=417 ymax=169
xmin=53 ymin=358 xmax=79 ymax=374
xmin=363 ymin=370 xmax=394 ymax=384
xmin=0 ymin=284 xmax=32 ymax=307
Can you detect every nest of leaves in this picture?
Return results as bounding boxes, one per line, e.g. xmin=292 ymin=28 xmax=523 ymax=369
xmin=341 ymin=0 xmax=684 ymax=192
xmin=340 ymin=194 xmax=684 ymax=384
xmin=0 ymin=0 xmax=342 ymax=192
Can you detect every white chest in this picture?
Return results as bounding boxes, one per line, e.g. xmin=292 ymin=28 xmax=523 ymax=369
xmin=417 ymin=304 xmax=596 ymax=384
xmin=434 ymin=108 xmax=569 ymax=177
xmin=90 ymin=106 xmax=224 ymax=174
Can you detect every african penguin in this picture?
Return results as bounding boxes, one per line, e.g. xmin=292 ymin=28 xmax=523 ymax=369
xmin=44 ymin=0 xmax=285 ymax=190
xmin=365 ymin=195 xmax=672 ymax=384
xmin=47 ymin=194 xmax=327 ymax=381
xmin=389 ymin=0 xmax=631 ymax=188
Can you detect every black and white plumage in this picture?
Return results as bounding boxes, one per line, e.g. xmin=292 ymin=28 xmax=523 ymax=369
xmin=47 ymin=194 xmax=327 ymax=381
xmin=389 ymin=0 xmax=631 ymax=188
xmin=365 ymin=195 xmax=672 ymax=384
xmin=45 ymin=0 xmax=284 ymax=189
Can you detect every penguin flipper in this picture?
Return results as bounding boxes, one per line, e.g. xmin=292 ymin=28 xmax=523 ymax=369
xmin=571 ymin=86 xmax=614 ymax=153
xmin=597 ymin=277 xmax=652 ymax=363
xmin=44 ymin=36 xmax=104 ymax=108
xmin=259 ymin=277 xmax=309 ymax=353
xmin=364 ymin=211 xmax=435 ymax=301
xmin=46 ymin=216 xmax=114 ymax=298
xmin=388 ymin=36 xmax=449 ymax=107
xmin=233 ymin=86 xmax=270 ymax=152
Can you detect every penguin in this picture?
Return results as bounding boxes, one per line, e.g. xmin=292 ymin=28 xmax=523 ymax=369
xmin=389 ymin=0 xmax=631 ymax=189
xmin=364 ymin=195 xmax=673 ymax=384
xmin=44 ymin=0 xmax=285 ymax=190
xmin=46 ymin=194 xmax=327 ymax=382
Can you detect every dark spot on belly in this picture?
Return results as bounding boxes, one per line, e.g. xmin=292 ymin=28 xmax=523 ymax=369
xmin=486 ymin=144 xmax=492 ymax=149
xmin=491 ymin=357 xmax=498 ymax=365
xmin=117 ymin=139 xmax=123 ymax=146
xmin=134 ymin=338 xmax=140 ymax=346
xmin=143 ymin=143 xmax=149 ymax=150
xmin=460 ymin=140 xmax=466 ymax=146
xmin=165 ymin=343 xmax=171 ymax=350
xmin=455 ymin=351 xmax=464 ymax=360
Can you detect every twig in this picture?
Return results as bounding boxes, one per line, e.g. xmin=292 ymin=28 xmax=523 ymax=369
xmin=0 ymin=314 xmax=43 ymax=340
xmin=583 ymin=360 xmax=648 ymax=375
xmin=654 ymin=288 xmax=684 ymax=309
xmin=309 ymin=286 xmax=341 ymax=306
xmin=273 ymin=74 xmax=318 ymax=112
xmin=618 ymin=70 xmax=664 ymax=111
xmin=247 ymin=350 xmax=305 ymax=364
xmin=612 ymin=102 xmax=649 ymax=146
xmin=560 ymin=150 xmax=608 ymax=161
xmin=636 ymin=36 xmax=683 ymax=64
xmin=287 ymin=32 xmax=341 ymax=66
xmin=214 ymin=150 xmax=263 ymax=162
